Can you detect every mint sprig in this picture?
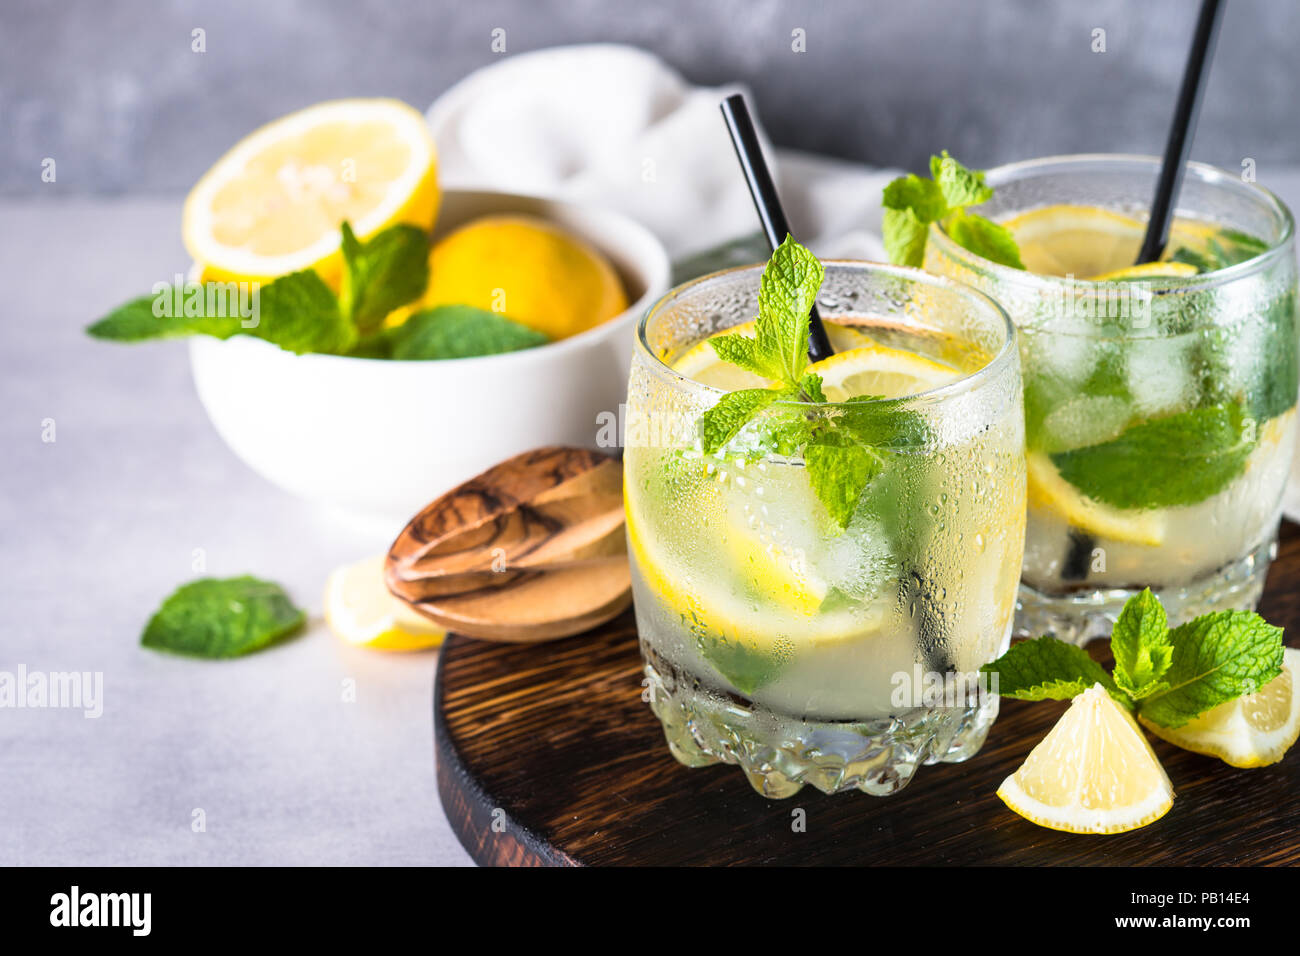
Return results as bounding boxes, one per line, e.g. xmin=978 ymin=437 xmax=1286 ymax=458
xmin=981 ymin=589 xmax=1285 ymax=729
xmin=881 ymin=151 xmax=1024 ymax=269
xmin=89 ymin=220 xmax=430 ymax=355
xmin=695 ymin=237 xmax=899 ymax=529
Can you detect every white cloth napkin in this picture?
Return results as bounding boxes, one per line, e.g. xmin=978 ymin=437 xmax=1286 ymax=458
xmin=426 ymin=44 xmax=897 ymax=261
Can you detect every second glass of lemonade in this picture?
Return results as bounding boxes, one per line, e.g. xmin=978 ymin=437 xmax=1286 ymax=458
xmin=928 ymin=155 xmax=1298 ymax=645
xmin=625 ymin=261 xmax=1024 ymax=797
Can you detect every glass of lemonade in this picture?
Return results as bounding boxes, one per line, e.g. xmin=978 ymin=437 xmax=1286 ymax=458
xmin=624 ymin=261 xmax=1025 ymax=797
xmin=927 ymin=155 xmax=1298 ymax=645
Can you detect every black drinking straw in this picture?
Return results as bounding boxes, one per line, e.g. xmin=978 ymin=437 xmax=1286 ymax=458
xmin=721 ymin=93 xmax=835 ymax=362
xmin=1135 ymin=0 xmax=1226 ymax=264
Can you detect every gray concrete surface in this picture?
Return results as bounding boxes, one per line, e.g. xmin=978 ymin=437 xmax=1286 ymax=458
xmin=3 ymin=0 xmax=1299 ymax=196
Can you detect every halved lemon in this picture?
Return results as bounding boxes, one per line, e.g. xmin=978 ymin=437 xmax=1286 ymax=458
xmin=324 ymin=555 xmax=445 ymax=652
xmin=1027 ymin=450 xmax=1166 ymax=547
xmin=184 ymin=99 xmax=440 ymax=284
xmin=807 ymin=344 xmax=961 ymax=401
xmin=1140 ymin=647 xmax=1300 ymax=768
xmin=997 ymin=683 xmax=1174 ymax=834
xmin=670 ymin=320 xmax=879 ymax=390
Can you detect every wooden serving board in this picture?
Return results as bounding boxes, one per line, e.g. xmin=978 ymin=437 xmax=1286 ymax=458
xmin=434 ymin=522 xmax=1300 ymax=866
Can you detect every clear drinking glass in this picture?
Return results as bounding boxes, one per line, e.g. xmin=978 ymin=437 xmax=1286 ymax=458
xmin=927 ymin=155 xmax=1298 ymax=645
xmin=624 ymin=261 xmax=1025 ymax=797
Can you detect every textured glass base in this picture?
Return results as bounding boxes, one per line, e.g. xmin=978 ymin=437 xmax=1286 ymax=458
xmin=1016 ymin=536 xmax=1276 ymax=646
xmin=643 ymin=653 xmax=999 ymax=798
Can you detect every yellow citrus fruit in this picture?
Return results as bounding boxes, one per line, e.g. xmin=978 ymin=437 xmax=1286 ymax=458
xmin=670 ymin=320 xmax=878 ymax=389
xmin=1003 ymin=205 xmax=1148 ymax=277
xmin=997 ymin=683 xmax=1174 ymax=834
xmin=1088 ymin=261 xmax=1200 ymax=282
xmin=807 ymin=344 xmax=961 ymax=401
xmin=184 ymin=98 xmax=440 ymax=285
xmin=324 ymin=555 xmax=445 ymax=652
xmin=1026 ymin=451 xmax=1166 ymax=547
xmin=421 ymin=215 xmax=628 ymax=340
xmin=1140 ymin=647 xmax=1300 ymax=768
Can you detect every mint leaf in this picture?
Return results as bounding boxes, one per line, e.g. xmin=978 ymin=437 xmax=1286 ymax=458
xmin=370 ymin=305 xmax=548 ymax=360
xmin=804 ymin=434 xmax=883 ymax=528
xmin=1050 ymin=402 xmax=1256 ymax=510
xmin=87 ymin=293 xmax=245 ymax=342
xmin=1110 ymin=588 xmax=1174 ymax=699
xmin=338 ymin=221 xmax=430 ymax=334
xmin=836 ymin=396 xmax=932 ymax=449
xmin=882 ymin=207 xmax=931 ymax=267
xmin=708 ymin=332 xmax=785 ymax=381
xmin=946 ymin=211 xmax=1025 ymax=269
xmin=1137 ymin=611 xmax=1284 ymax=728
xmin=980 ymin=636 xmax=1128 ymax=707
xmin=800 ymin=371 xmax=827 ymax=404
xmin=882 ymin=174 xmax=948 ymax=222
xmin=930 ymin=151 xmax=993 ymax=209
xmin=254 ymin=270 xmax=357 ymax=355
xmin=755 ymin=235 xmax=823 ymax=385
xmin=141 ymin=576 xmax=305 ymax=658
xmin=698 ymin=387 xmax=789 ymax=455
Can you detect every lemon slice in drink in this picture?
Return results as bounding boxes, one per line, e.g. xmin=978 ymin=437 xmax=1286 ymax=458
xmin=1003 ymin=205 xmax=1147 ymax=277
xmin=670 ymin=320 xmax=878 ymax=389
xmin=325 ymin=555 xmax=445 ymax=652
xmin=808 ymin=345 xmax=961 ymax=401
xmin=1026 ymin=451 xmax=1166 ymax=547
xmin=184 ymin=99 xmax=440 ymax=284
xmin=998 ymin=683 xmax=1174 ymax=834
xmin=1088 ymin=261 xmax=1200 ymax=282
xmin=1139 ymin=647 xmax=1300 ymax=768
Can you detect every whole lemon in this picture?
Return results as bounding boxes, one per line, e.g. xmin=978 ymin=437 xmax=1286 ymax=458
xmin=422 ymin=215 xmax=628 ymax=340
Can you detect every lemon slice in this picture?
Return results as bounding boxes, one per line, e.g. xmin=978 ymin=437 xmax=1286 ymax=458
xmin=625 ymin=490 xmax=864 ymax=655
xmin=998 ymin=683 xmax=1174 ymax=834
xmin=1027 ymin=451 xmax=1166 ymax=547
xmin=1140 ymin=647 xmax=1300 ymax=768
xmin=670 ymin=320 xmax=879 ymax=389
xmin=325 ymin=555 xmax=445 ymax=651
xmin=1002 ymin=205 xmax=1147 ymax=277
xmin=808 ymin=344 xmax=961 ymax=401
xmin=184 ymin=99 xmax=440 ymax=283
xmin=1088 ymin=261 xmax=1200 ymax=282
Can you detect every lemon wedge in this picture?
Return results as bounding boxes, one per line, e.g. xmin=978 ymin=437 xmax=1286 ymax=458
xmin=998 ymin=683 xmax=1174 ymax=834
xmin=807 ymin=344 xmax=961 ymax=401
xmin=184 ymin=99 xmax=440 ymax=284
xmin=1027 ymin=451 xmax=1166 ymax=547
xmin=670 ymin=320 xmax=878 ymax=389
xmin=324 ymin=555 xmax=445 ymax=651
xmin=1140 ymin=647 xmax=1300 ymax=768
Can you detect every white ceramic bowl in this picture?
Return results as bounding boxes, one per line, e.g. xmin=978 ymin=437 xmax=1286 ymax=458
xmin=190 ymin=190 xmax=669 ymax=525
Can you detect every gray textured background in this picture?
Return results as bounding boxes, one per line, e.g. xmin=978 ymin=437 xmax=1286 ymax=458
xmin=3 ymin=0 xmax=1298 ymax=196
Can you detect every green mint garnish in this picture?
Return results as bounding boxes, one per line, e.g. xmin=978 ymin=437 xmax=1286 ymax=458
xmin=981 ymin=589 xmax=1285 ymax=729
xmin=1137 ymin=611 xmax=1285 ymax=728
xmin=1109 ymin=587 xmax=1174 ymax=700
xmin=979 ymin=635 xmax=1126 ymax=706
xmin=353 ymin=304 xmax=549 ymax=360
xmin=696 ymin=236 xmax=906 ymax=529
xmin=339 ymin=221 xmax=430 ymax=334
xmin=89 ymin=220 xmax=430 ymax=356
xmin=141 ymin=576 xmax=306 ymax=658
xmin=1049 ymin=401 xmax=1256 ymax=510
xmin=881 ymin=151 xmax=1024 ymax=269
